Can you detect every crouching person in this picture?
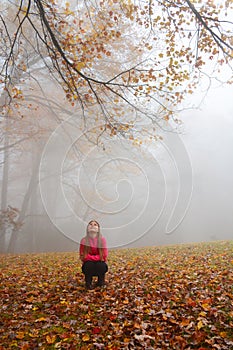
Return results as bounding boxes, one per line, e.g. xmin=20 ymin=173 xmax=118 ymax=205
xmin=79 ymin=220 xmax=108 ymax=290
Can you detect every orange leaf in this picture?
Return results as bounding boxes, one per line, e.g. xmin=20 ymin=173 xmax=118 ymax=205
xmin=16 ymin=331 xmax=25 ymax=339
xmin=201 ymin=303 xmax=210 ymax=311
xmin=35 ymin=317 xmax=47 ymax=322
xmin=124 ymin=337 xmax=130 ymax=343
xmin=220 ymin=331 xmax=227 ymax=338
xmin=134 ymin=322 xmax=141 ymax=329
xmin=46 ymin=335 xmax=56 ymax=344
xmin=180 ymin=318 xmax=190 ymax=327
xmin=82 ymin=334 xmax=90 ymax=342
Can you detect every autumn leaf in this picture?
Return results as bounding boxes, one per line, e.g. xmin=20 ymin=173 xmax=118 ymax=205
xmin=197 ymin=320 xmax=204 ymax=330
xmin=35 ymin=317 xmax=47 ymax=322
xmin=82 ymin=334 xmax=90 ymax=342
xmin=0 ymin=0 xmax=233 ymax=152
xmin=16 ymin=331 xmax=25 ymax=339
xmin=92 ymin=327 xmax=101 ymax=334
xmin=0 ymin=241 xmax=232 ymax=349
xmin=46 ymin=335 xmax=56 ymax=344
xmin=74 ymin=62 xmax=85 ymax=71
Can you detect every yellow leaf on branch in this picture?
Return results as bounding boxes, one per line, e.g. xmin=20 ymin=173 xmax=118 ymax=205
xmin=74 ymin=62 xmax=85 ymax=71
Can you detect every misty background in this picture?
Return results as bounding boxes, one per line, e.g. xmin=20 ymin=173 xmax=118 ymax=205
xmin=177 ymin=84 xmax=233 ymax=245
xmin=1 ymin=82 xmax=232 ymax=253
xmin=1 ymin=1 xmax=233 ymax=254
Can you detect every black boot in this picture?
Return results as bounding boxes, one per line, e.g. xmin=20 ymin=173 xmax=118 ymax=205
xmin=96 ymin=274 xmax=105 ymax=287
xmin=85 ymin=275 xmax=93 ymax=290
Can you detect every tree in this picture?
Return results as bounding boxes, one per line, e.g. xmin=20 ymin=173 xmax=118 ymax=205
xmin=0 ymin=10 xmax=57 ymax=251
xmin=0 ymin=0 xmax=233 ymax=252
xmin=0 ymin=90 xmax=78 ymax=252
xmin=1 ymin=0 xmax=233 ymax=143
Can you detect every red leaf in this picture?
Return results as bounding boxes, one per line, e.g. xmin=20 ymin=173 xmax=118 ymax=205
xmin=92 ymin=327 xmax=101 ymax=334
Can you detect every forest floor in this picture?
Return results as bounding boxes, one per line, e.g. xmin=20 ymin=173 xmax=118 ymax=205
xmin=0 ymin=240 xmax=232 ymax=349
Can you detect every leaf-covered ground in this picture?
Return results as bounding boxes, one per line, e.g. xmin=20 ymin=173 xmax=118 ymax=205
xmin=0 ymin=241 xmax=233 ymax=350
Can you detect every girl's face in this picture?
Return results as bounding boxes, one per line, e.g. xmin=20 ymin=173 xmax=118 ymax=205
xmin=87 ymin=221 xmax=99 ymax=236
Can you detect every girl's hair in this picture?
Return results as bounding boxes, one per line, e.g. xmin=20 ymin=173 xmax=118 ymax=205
xmin=83 ymin=220 xmax=104 ymax=260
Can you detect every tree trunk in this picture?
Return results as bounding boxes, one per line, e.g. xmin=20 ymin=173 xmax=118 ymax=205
xmin=7 ymin=150 xmax=41 ymax=253
xmin=0 ymin=113 xmax=10 ymax=252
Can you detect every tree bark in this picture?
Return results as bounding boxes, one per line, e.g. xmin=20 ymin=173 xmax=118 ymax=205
xmin=7 ymin=150 xmax=40 ymax=253
xmin=0 ymin=116 xmax=9 ymax=253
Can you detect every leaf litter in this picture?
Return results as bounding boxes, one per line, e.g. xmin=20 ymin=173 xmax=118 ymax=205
xmin=0 ymin=241 xmax=232 ymax=349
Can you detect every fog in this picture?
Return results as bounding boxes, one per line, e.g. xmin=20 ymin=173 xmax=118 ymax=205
xmin=121 ymin=83 xmax=233 ymax=248
xmin=1 ymin=82 xmax=233 ymax=253
xmin=175 ymin=85 xmax=233 ymax=245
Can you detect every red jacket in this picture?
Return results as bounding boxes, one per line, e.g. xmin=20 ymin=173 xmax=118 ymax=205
xmin=79 ymin=236 xmax=108 ymax=262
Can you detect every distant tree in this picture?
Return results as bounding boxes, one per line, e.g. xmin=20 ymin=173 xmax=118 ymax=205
xmin=1 ymin=0 xmax=233 ymax=142
xmin=0 ymin=17 xmax=57 ymax=251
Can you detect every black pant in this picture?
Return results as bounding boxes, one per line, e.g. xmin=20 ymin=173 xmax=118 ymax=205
xmin=82 ymin=261 xmax=108 ymax=287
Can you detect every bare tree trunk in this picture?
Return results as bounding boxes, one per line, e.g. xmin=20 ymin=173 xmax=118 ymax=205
xmin=27 ymin=150 xmax=40 ymax=252
xmin=0 ymin=114 xmax=10 ymax=252
xmin=7 ymin=150 xmax=40 ymax=253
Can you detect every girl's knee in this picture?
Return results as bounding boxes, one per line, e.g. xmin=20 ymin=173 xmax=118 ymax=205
xmin=97 ymin=261 xmax=108 ymax=274
xmin=82 ymin=261 xmax=95 ymax=274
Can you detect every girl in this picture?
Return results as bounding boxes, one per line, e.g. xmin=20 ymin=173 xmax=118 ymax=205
xmin=79 ymin=220 xmax=108 ymax=289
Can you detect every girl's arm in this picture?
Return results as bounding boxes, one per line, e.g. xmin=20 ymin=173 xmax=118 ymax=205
xmin=84 ymin=253 xmax=101 ymax=261
xmin=79 ymin=238 xmax=85 ymax=261
xmin=102 ymin=237 xmax=108 ymax=261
